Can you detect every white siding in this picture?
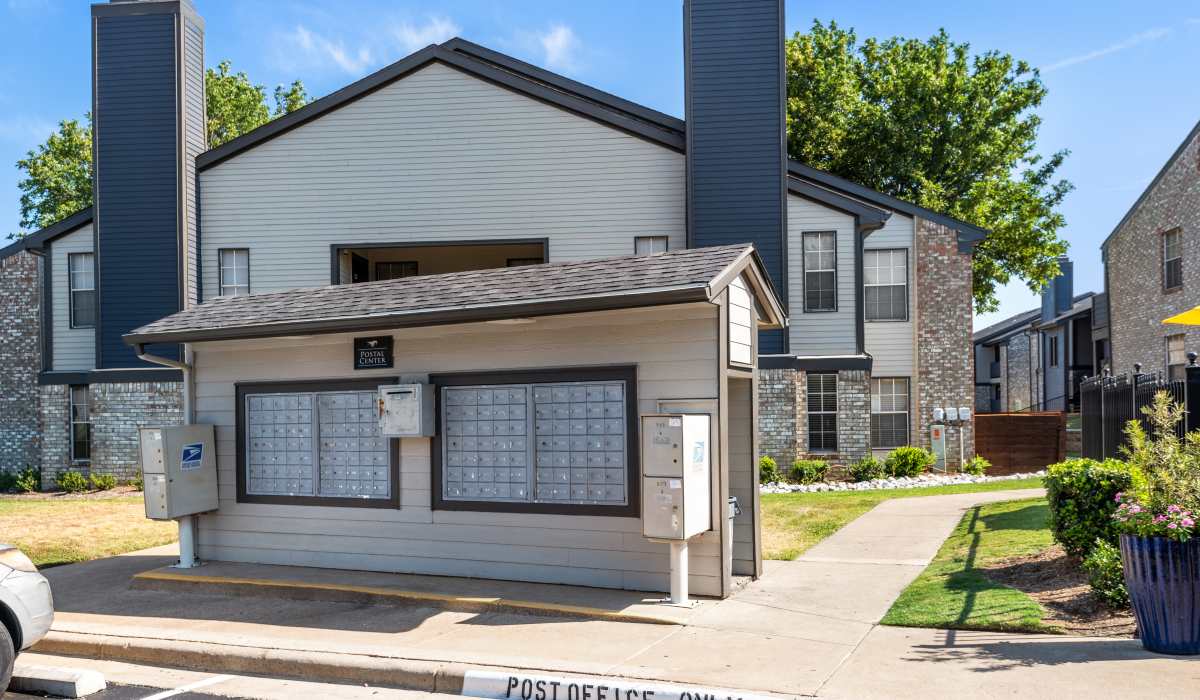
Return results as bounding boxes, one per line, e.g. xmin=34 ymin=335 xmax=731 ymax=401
xmin=51 ymin=224 xmax=95 ymax=370
xmin=864 ymin=212 xmax=915 ymax=377
xmin=191 ymin=304 xmax=727 ymax=595
xmin=786 ymin=193 xmax=856 ymax=355
xmin=198 ymin=62 xmax=686 ymax=298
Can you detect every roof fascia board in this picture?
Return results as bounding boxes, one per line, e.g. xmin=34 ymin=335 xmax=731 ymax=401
xmin=706 ymin=247 xmax=787 ymax=329
xmin=758 ymin=354 xmax=873 ymax=371
xmin=1101 ymin=118 xmax=1200 ymax=252
xmin=787 ymin=177 xmax=890 ymax=233
xmin=0 ymin=207 xmax=94 ymax=261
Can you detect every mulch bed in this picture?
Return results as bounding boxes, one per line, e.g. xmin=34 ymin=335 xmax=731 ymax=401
xmin=982 ymin=544 xmax=1138 ymax=637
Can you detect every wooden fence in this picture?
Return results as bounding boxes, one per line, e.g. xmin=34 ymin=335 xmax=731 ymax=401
xmin=975 ymin=412 xmax=1066 ymax=474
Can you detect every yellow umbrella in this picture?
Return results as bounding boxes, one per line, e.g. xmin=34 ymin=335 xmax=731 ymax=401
xmin=1163 ymin=306 xmax=1200 ymax=325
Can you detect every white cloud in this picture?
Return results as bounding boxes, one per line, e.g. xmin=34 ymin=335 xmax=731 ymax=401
xmin=287 ymin=25 xmax=373 ymax=75
xmin=538 ymin=24 xmax=581 ymax=73
xmin=1041 ymin=27 xmax=1172 ymax=73
xmin=394 ymin=16 xmax=460 ymax=53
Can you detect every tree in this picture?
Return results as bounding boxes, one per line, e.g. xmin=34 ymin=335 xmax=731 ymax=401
xmin=12 ymin=61 xmax=308 ymax=237
xmin=786 ymin=21 xmax=1071 ymax=312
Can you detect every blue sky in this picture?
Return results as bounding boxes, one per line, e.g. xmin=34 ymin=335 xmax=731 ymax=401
xmin=2 ymin=0 xmax=1198 ymax=329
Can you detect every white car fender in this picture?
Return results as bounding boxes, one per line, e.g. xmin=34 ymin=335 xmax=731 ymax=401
xmin=0 ymin=570 xmax=54 ymax=650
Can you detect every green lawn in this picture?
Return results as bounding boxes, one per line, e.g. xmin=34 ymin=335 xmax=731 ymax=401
xmin=761 ymin=476 xmax=1044 ymax=561
xmin=880 ymin=497 xmax=1054 ymax=633
xmin=0 ymin=493 xmax=177 ymax=568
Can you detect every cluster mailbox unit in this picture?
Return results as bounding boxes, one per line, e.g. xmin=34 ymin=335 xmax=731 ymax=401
xmin=640 ymin=413 xmax=712 ymax=605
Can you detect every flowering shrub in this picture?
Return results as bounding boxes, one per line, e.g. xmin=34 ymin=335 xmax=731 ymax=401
xmin=1122 ymin=392 xmax=1200 ymax=515
xmin=1113 ymin=492 xmax=1196 ymax=542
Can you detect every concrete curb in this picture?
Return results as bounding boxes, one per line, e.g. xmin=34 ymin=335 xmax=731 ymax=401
xmin=131 ymin=569 xmax=681 ymax=626
xmin=34 ymin=631 xmax=472 ymax=694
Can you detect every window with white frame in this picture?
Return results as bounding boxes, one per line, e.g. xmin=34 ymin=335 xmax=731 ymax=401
xmin=864 ymin=249 xmax=908 ymax=321
xmin=1164 ymin=229 xmax=1183 ymax=291
xmin=240 ymin=384 xmax=393 ymax=505
xmin=634 ymin=236 xmax=669 ymax=255
xmin=219 ymin=249 xmax=250 ymax=296
xmin=871 ymin=377 xmax=910 ymax=448
xmin=67 ymin=253 xmax=95 ymax=328
xmin=437 ymin=369 xmax=636 ymax=514
xmin=70 ymin=385 xmax=91 ymax=462
xmin=807 ymin=373 xmax=837 ymax=452
xmin=802 ymin=231 xmax=837 ymax=312
xmin=1167 ymin=334 xmax=1187 ymax=381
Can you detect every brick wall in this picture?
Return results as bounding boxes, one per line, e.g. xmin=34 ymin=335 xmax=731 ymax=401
xmin=1006 ymin=331 xmax=1034 ymax=412
xmin=1106 ymin=125 xmax=1200 ymax=374
xmin=915 ymin=217 xmax=974 ymax=468
xmin=0 ymin=251 xmax=42 ymax=473
xmin=758 ymin=368 xmax=798 ymax=466
xmin=39 ymin=384 xmax=70 ymax=488
xmin=758 ymin=368 xmax=870 ymax=471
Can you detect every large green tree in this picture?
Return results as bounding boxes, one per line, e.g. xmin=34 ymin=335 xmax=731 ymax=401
xmin=12 ymin=61 xmax=308 ymax=237
xmin=786 ymin=21 xmax=1071 ymax=312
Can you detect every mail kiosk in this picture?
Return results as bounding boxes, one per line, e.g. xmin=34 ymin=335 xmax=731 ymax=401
xmin=641 ymin=413 xmax=711 ymax=605
xmin=140 ymin=424 xmax=218 ymax=521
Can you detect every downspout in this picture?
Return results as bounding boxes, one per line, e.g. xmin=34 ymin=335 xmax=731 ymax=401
xmin=134 ymin=342 xmax=199 ymax=568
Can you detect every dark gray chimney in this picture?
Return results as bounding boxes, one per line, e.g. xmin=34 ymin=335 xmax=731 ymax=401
xmin=684 ymin=0 xmax=787 ymax=353
xmin=92 ymin=0 xmax=205 ymax=367
xmin=1041 ymin=255 xmax=1074 ymax=322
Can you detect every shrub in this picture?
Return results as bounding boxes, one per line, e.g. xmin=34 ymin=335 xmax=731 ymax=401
xmin=0 ymin=471 xmax=15 ymax=492
xmin=1122 ymin=392 xmax=1200 ymax=515
xmin=758 ymin=455 xmax=781 ymax=484
xmin=14 ymin=466 xmax=40 ymax=493
xmin=885 ymin=446 xmax=935 ymax=478
xmin=1044 ymin=458 xmax=1143 ymax=557
xmin=963 ymin=455 xmax=990 ymax=476
xmin=1082 ymin=539 xmax=1129 ymax=608
xmin=89 ymin=473 xmax=117 ymax=491
xmin=127 ymin=476 xmax=144 ymax=492
xmin=55 ymin=470 xmax=90 ymax=493
xmin=848 ymin=455 xmax=887 ymax=482
xmin=790 ymin=459 xmax=829 ymax=484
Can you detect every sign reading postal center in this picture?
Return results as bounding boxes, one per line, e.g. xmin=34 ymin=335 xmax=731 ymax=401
xmin=354 ymin=336 xmax=394 ymax=370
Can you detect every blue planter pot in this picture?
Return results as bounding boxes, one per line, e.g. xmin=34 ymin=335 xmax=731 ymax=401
xmin=1120 ymin=534 xmax=1200 ymax=655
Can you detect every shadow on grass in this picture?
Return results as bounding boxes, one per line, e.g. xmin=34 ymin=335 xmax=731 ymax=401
xmin=979 ymin=502 xmax=1049 ymax=533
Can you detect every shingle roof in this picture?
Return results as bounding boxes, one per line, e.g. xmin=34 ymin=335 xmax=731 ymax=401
xmin=124 ymin=244 xmax=784 ymax=346
xmin=973 ymin=292 xmax=1096 ymax=344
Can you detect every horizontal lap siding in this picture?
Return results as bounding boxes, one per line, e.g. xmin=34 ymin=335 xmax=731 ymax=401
xmin=193 ymin=304 xmax=724 ymax=594
xmin=51 ymin=225 xmax=95 ymax=370
xmin=786 ymin=194 xmax=856 ymax=355
xmin=727 ymin=377 xmax=755 ymax=574
xmin=863 ymin=213 xmax=915 ymax=377
xmin=198 ymin=63 xmax=685 ymax=298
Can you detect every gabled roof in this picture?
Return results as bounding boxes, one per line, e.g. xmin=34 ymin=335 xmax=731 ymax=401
xmin=194 ymin=37 xmax=984 ymax=248
xmin=973 ymin=292 xmax=1095 ymax=344
xmin=124 ymin=244 xmax=785 ymax=346
xmin=0 ymin=207 xmax=93 ymax=262
xmin=1101 ymin=117 xmax=1200 ymax=251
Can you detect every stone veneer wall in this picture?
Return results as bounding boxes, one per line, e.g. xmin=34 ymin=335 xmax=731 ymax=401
xmin=1106 ymin=125 xmax=1200 ymax=374
xmin=0 ymin=251 xmax=42 ymax=473
xmin=973 ymin=385 xmax=992 ymax=414
xmin=758 ymin=368 xmax=798 ymax=466
xmin=1006 ymin=332 xmax=1033 ymax=412
xmin=915 ymin=217 xmax=974 ymax=468
xmin=758 ymin=368 xmax=870 ymax=470
xmin=39 ymin=381 xmax=183 ymax=484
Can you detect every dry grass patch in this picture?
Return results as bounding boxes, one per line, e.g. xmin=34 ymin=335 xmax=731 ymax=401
xmin=0 ymin=493 xmax=176 ymax=568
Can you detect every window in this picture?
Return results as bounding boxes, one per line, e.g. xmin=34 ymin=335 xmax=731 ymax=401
xmin=70 ymin=386 xmax=91 ymax=462
xmin=67 ymin=253 xmax=95 ymax=328
xmin=218 ymin=249 xmax=250 ymax=296
xmin=634 ymin=236 xmax=669 ymax=255
xmin=1167 ymin=334 xmax=1187 ymax=381
xmin=1164 ymin=229 xmax=1183 ymax=290
xmin=237 ymin=380 xmax=398 ymax=508
xmin=802 ymin=231 xmax=837 ymax=312
xmin=434 ymin=367 xmax=637 ymax=516
xmin=506 ymin=257 xmax=543 ymax=267
xmin=864 ymin=249 xmax=908 ymax=321
xmin=807 ymin=373 xmax=837 ymax=452
xmin=375 ymin=261 xmax=418 ymax=281
xmin=1048 ymin=335 xmax=1059 ymax=367
xmin=871 ymin=378 xmax=909 ymax=449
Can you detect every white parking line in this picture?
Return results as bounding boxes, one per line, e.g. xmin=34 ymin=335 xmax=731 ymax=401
xmin=138 ymin=674 xmax=235 ymax=700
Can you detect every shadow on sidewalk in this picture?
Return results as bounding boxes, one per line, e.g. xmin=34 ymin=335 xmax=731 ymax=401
xmin=907 ymin=629 xmax=1176 ymax=671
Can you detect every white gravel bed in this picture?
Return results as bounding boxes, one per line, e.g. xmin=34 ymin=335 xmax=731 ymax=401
xmin=760 ymin=470 xmax=1046 ymax=494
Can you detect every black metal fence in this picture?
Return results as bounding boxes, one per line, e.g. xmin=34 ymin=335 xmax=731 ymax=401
xmin=1080 ymin=358 xmax=1198 ymax=460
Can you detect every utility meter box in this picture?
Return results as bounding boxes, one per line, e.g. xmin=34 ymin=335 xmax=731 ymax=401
xmin=378 ymin=384 xmax=435 ymax=437
xmin=139 ymin=424 xmax=218 ymax=520
xmin=641 ymin=414 xmax=711 ymax=540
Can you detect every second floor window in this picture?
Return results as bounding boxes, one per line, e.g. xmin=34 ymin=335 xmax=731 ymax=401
xmin=634 ymin=236 xmax=669 ymax=255
xmin=1167 ymin=333 xmax=1187 ymax=381
xmin=1164 ymin=229 xmax=1182 ymax=290
xmin=803 ymin=231 xmax=836 ymax=312
xmin=67 ymin=252 xmax=95 ymax=328
xmin=864 ymin=249 xmax=908 ymax=321
xmin=219 ymin=249 xmax=250 ymax=296
xmin=1048 ymin=335 xmax=1059 ymax=367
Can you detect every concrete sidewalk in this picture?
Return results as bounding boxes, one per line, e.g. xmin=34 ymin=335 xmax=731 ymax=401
xmin=34 ymin=487 xmax=1194 ymax=698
